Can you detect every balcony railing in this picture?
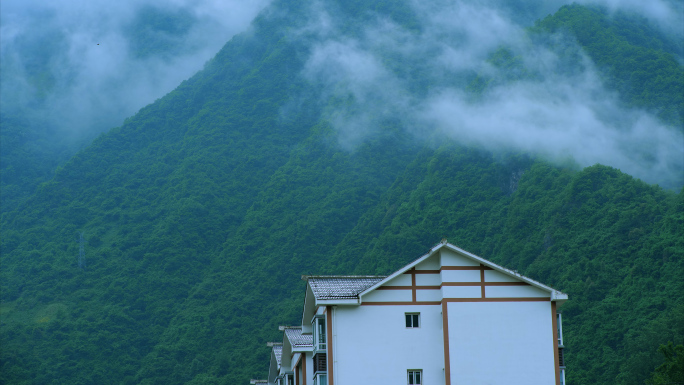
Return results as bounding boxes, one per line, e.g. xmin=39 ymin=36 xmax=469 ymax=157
xmin=313 ymin=352 xmax=327 ymax=374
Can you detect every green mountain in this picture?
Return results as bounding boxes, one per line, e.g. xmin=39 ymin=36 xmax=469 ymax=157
xmin=1 ymin=1 xmax=682 ymax=384
xmin=0 ymin=3 xmax=224 ymax=214
xmin=533 ymin=4 xmax=683 ymax=127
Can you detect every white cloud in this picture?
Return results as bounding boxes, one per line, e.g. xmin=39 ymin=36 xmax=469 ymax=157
xmin=579 ymin=0 xmax=683 ymax=38
xmin=2 ymin=0 xmax=681 ymax=186
xmin=300 ymin=0 xmax=683 ymax=186
xmin=1 ymin=0 xmax=272 ymax=137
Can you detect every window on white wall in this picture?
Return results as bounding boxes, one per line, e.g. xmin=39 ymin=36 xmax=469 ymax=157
xmin=408 ymin=370 xmax=422 ymax=385
xmin=405 ymin=313 xmax=420 ymax=328
xmin=313 ymin=316 xmax=327 ymax=351
xmin=315 ymin=374 xmax=327 ymax=385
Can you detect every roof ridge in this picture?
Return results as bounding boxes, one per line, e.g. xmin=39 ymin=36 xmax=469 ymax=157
xmin=303 ymin=275 xmax=387 ymax=279
xmin=279 ymin=325 xmax=302 ymax=330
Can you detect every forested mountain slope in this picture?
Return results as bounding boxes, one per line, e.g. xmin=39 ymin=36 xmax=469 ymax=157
xmin=0 ymin=3 xmax=266 ymax=214
xmin=1 ymin=1 xmax=682 ymax=384
xmin=533 ymin=4 xmax=683 ymax=127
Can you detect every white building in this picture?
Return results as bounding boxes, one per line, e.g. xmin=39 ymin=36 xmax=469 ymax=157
xmin=263 ymin=241 xmax=567 ymax=385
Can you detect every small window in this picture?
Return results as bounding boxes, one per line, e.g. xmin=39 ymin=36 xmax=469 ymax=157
xmin=405 ymin=313 xmax=420 ymax=328
xmin=314 ymin=316 xmax=327 ymax=351
xmin=408 ymin=370 xmax=422 ymax=385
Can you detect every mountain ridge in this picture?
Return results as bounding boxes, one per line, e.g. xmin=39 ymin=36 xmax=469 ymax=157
xmin=1 ymin=1 xmax=682 ymax=384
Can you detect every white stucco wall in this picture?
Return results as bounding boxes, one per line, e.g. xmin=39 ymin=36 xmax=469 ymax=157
xmin=485 ymin=285 xmax=549 ymax=298
xmin=363 ymin=289 xmax=413 ymax=302
xmin=416 ymin=256 xmax=440 ymax=270
xmin=302 ymin=352 xmax=313 ymax=385
xmin=416 ymin=289 xmax=441 ymax=302
xmin=440 ymin=249 xmax=479 ymax=266
xmin=333 ymin=305 xmax=444 ymax=385
xmin=441 ymin=270 xmax=480 ymax=282
xmin=484 ymin=270 xmax=519 ymax=282
xmin=441 ymin=286 xmax=481 ymax=298
xmin=384 ymin=274 xmax=412 ymax=286
xmin=447 ymin=301 xmax=555 ymax=384
xmin=415 ymin=273 xmax=441 ymax=286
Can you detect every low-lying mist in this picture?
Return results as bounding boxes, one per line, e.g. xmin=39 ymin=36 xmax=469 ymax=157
xmin=1 ymin=0 xmax=682 ymax=190
xmin=299 ymin=0 xmax=684 ymax=187
xmin=1 ymin=0 xmax=272 ymax=139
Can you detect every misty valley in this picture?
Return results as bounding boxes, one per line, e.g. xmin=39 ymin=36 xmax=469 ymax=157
xmin=0 ymin=0 xmax=682 ymax=384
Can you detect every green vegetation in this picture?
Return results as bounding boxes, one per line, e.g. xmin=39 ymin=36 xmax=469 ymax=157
xmin=647 ymin=342 xmax=684 ymax=385
xmin=533 ymin=4 xmax=684 ymax=127
xmin=1 ymin=1 xmax=682 ymax=384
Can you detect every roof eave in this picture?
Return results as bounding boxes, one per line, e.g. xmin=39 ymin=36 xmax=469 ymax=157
xmin=292 ymin=346 xmax=313 ymax=353
xmin=551 ymin=291 xmax=569 ymax=306
xmin=301 ymin=285 xmax=316 ymax=329
xmin=315 ymin=298 xmax=360 ymax=306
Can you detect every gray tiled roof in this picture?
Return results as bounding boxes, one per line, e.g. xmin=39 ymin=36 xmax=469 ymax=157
xmin=272 ymin=345 xmax=282 ymax=365
xmin=307 ymin=276 xmax=386 ymax=300
xmin=284 ymin=327 xmax=313 ymax=347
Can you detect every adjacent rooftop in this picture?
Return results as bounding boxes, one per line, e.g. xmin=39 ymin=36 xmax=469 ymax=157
xmin=281 ymin=326 xmax=312 ymax=348
xmin=304 ymin=275 xmax=386 ymax=300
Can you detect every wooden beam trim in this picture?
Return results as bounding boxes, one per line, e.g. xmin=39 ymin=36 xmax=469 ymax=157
xmin=377 ymin=286 xmax=442 ymax=290
xmin=443 ymin=297 xmax=550 ymax=303
xmin=411 ymin=268 xmax=417 ymax=302
xmin=380 ymin=282 xmax=528 ymax=289
xmin=404 ymin=266 xmax=495 ymax=274
xmin=442 ymin=266 xmax=493 ymax=270
xmin=442 ymin=282 xmax=529 ymax=287
xmin=484 ymin=282 xmax=529 ymax=286
xmin=377 ymin=286 xmax=413 ymax=290
xmin=480 ymin=265 xmax=486 ymax=298
xmin=362 ymin=297 xmax=549 ymax=305
xmin=361 ymin=301 xmax=442 ymax=306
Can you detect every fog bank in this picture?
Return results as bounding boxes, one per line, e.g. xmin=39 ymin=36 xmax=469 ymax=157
xmin=1 ymin=0 xmax=272 ymax=138
xmin=300 ymin=0 xmax=683 ymax=187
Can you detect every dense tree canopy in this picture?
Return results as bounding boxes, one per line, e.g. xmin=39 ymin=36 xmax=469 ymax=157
xmin=1 ymin=1 xmax=682 ymax=384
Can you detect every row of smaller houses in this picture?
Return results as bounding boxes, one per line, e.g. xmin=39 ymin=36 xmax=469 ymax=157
xmin=254 ymin=241 xmax=567 ymax=384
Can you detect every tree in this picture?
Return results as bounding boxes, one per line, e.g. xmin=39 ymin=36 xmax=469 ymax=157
xmin=646 ymin=342 xmax=684 ymax=385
